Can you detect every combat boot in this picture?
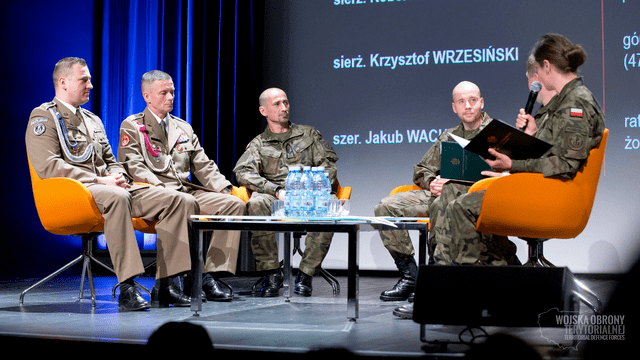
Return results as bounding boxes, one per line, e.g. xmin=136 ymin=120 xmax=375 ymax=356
xmin=380 ymin=255 xmax=417 ymax=301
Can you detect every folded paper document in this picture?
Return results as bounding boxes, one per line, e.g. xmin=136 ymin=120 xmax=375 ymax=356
xmin=440 ymin=141 xmax=492 ymax=183
xmin=448 ymin=119 xmax=553 ymax=160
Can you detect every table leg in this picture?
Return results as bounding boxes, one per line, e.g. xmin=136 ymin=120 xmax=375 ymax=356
xmin=190 ymin=225 xmax=203 ymax=315
xmin=282 ymin=232 xmax=292 ymax=300
xmin=419 ymin=227 xmax=428 ymax=265
xmin=347 ymin=228 xmax=359 ymax=321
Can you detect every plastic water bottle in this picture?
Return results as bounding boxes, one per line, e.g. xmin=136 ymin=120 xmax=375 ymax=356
xmin=300 ymin=166 xmax=314 ymax=217
xmin=284 ymin=166 xmax=301 ymax=217
xmin=313 ymin=167 xmax=331 ymax=217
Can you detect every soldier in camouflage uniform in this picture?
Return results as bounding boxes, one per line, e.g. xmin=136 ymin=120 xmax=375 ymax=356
xmin=432 ymin=33 xmax=606 ymax=266
xmin=374 ymin=81 xmax=510 ymax=304
xmin=233 ymin=88 xmax=339 ymax=297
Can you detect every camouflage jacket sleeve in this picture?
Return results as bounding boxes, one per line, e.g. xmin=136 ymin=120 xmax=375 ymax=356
xmin=510 ymin=78 xmax=605 ymax=179
xmin=413 ymin=141 xmax=441 ymax=189
xmin=233 ymin=136 xmax=281 ymax=195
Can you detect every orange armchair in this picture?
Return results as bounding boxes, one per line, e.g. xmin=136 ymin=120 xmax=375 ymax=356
xmin=468 ymin=129 xmax=608 ymax=267
xmin=466 ymin=129 xmax=608 ymax=314
xmin=22 ymin=156 xmax=157 ymax=307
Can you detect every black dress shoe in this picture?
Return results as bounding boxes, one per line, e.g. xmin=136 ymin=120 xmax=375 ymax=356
xmin=118 ymin=283 xmax=151 ymax=312
xmin=294 ymin=271 xmax=313 ymax=296
xmin=151 ymin=282 xmax=191 ymax=307
xmin=202 ymin=273 xmax=233 ymax=302
xmin=182 ymin=275 xmax=208 ymax=303
xmin=254 ymin=269 xmax=283 ymax=297
xmin=392 ymin=303 xmax=413 ymax=319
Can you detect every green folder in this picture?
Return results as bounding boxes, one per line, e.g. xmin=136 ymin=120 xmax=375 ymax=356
xmin=440 ymin=141 xmax=492 ymax=183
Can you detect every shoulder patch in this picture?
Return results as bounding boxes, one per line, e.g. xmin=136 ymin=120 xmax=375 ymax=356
xmin=120 ymin=134 xmax=131 ymax=147
xmin=568 ymin=133 xmax=585 ymax=151
xmin=33 ymin=123 xmax=46 ymax=136
xmin=570 ymin=108 xmax=583 ymax=117
xmin=30 ymin=117 xmax=49 ymax=126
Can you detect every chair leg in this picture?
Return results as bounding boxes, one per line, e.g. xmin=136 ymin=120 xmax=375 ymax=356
xmin=20 ymin=233 xmax=106 ymax=307
xmin=292 ymin=232 xmax=340 ymax=295
xmin=521 ymin=238 xmax=603 ymax=314
xmin=319 ymin=268 xmax=340 ymax=295
xmin=523 ymin=239 xmax=555 ymax=267
xmin=19 ymin=253 xmax=84 ymax=305
xmin=572 ymin=277 xmax=603 ymax=314
xmin=79 ymin=250 xmax=96 ymax=307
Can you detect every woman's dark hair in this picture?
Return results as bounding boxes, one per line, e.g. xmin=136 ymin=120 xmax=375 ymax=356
xmin=531 ymin=33 xmax=587 ymax=74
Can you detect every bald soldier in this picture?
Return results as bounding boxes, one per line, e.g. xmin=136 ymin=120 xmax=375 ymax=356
xmin=26 ymin=57 xmax=197 ymax=311
xmin=118 ymin=70 xmax=245 ymax=302
xmin=374 ymin=81 xmax=518 ymax=307
xmin=233 ymin=87 xmax=339 ymax=297
xmin=432 ymin=34 xmax=605 ymax=267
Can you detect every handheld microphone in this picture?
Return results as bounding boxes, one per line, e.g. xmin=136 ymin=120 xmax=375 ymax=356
xmin=521 ymin=81 xmax=542 ymax=131
xmin=524 ymin=81 xmax=542 ymax=114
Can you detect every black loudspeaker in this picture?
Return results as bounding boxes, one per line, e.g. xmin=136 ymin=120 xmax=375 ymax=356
xmin=413 ymin=265 xmax=578 ymax=327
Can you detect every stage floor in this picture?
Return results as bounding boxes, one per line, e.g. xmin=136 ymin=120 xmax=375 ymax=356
xmin=0 ymin=271 xmax=619 ymax=358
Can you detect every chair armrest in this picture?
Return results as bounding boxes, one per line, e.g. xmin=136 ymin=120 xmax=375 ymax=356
xmin=337 ymin=185 xmax=352 ymax=200
xmin=389 ymin=185 xmax=421 ymax=195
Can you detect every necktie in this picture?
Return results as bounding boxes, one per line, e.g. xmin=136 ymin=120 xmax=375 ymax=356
xmin=162 ymin=118 xmax=168 ymax=138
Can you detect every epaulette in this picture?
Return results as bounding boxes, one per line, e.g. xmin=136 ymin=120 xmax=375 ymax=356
xmin=80 ymin=108 xmax=98 ymax=118
xmin=38 ymin=101 xmax=56 ymax=110
xmin=169 ymin=114 xmax=188 ymax=124
xmin=124 ymin=113 xmax=145 ymax=122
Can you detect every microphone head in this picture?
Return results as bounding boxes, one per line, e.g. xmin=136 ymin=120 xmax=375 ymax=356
xmin=530 ymin=81 xmax=542 ymax=93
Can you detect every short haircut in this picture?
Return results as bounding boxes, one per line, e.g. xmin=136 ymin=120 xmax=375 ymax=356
xmin=141 ymin=70 xmax=172 ymax=92
xmin=53 ymin=57 xmax=87 ymax=86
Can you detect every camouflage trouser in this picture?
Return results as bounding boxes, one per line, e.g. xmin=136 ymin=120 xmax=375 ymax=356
xmin=432 ymin=189 xmax=518 ymax=266
xmin=374 ymin=189 xmax=433 ymax=260
xmin=245 ymin=191 xmax=334 ymax=275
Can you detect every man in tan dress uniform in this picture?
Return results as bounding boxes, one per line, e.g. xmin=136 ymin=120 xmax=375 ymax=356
xmin=118 ymin=70 xmax=245 ymax=301
xmin=25 ymin=57 xmax=197 ymax=311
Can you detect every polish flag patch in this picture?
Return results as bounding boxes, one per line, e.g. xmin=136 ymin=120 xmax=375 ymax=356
xmin=570 ymin=108 xmax=583 ymax=117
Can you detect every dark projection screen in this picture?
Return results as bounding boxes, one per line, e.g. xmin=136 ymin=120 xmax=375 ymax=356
xmin=262 ymin=0 xmax=640 ymax=273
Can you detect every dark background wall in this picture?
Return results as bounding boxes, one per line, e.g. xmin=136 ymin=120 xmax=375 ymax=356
xmin=1 ymin=0 xmax=265 ymax=277
xmin=3 ymin=0 xmax=639 ymax=277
